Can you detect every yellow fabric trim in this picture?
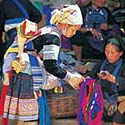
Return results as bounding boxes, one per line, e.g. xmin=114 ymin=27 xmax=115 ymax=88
xmin=4 ymin=47 xmax=18 ymax=58
xmin=34 ymin=90 xmax=42 ymax=99
xmin=39 ymin=89 xmax=42 ymax=97
xmin=12 ymin=60 xmax=24 ymax=74
xmin=34 ymin=92 xmax=38 ymax=99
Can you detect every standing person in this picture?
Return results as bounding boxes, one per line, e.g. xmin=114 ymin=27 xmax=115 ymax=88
xmin=0 ymin=0 xmax=42 ymax=78
xmin=70 ymin=0 xmax=116 ymax=61
xmin=81 ymin=34 xmax=125 ymax=125
xmin=1 ymin=4 xmax=84 ymax=125
xmin=0 ymin=0 xmax=42 ymax=49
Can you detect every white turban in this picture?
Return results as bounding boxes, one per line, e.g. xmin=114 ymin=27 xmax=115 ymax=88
xmin=50 ymin=4 xmax=83 ymax=25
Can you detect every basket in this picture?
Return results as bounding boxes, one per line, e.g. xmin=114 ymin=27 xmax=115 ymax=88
xmin=47 ymin=84 xmax=79 ymax=118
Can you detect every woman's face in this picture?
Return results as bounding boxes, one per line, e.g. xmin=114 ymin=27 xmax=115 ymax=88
xmin=105 ymin=43 xmax=123 ymax=64
xmin=93 ymin=0 xmax=107 ymax=8
xmin=63 ymin=25 xmax=81 ymax=38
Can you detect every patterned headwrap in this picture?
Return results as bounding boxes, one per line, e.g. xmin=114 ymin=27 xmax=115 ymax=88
xmin=50 ymin=4 xmax=83 ymax=25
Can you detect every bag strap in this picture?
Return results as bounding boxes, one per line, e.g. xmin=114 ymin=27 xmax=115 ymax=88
xmin=11 ymin=0 xmax=29 ymax=19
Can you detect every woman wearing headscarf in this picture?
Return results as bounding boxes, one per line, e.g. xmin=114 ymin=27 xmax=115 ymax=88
xmin=81 ymin=34 xmax=125 ymax=125
xmin=0 ymin=4 xmax=84 ymax=125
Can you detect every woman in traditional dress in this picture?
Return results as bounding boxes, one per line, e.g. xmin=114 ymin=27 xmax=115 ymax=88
xmin=0 ymin=4 xmax=84 ymax=125
xmin=81 ymin=34 xmax=125 ymax=125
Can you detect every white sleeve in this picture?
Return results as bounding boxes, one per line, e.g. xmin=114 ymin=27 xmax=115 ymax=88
xmin=42 ymin=44 xmax=60 ymax=60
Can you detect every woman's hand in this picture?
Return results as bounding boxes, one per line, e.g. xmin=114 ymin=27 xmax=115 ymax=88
xmin=97 ymin=71 xmax=116 ymax=83
xmin=12 ymin=59 xmax=25 ymax=74
xmin=64 ymin=71 xmax=85 ymax=89
xmin=90 ymin=28 xmax=103 ymax=41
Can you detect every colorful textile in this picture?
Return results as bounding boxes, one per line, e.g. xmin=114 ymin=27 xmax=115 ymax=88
xmin=0 ymin=85 xmax=9 ymax=115
xmin=77 ymin=78 xmax=103 ymax=125
xmin=17 ymin=19 xmax=38 ymax=39
xmin=28 ymin=54 xmax=43 ymax=91
xmin=3 ymin=72 xmax=39 ymax=121
xmin=3 ymin=52 xmax=50 ymax=124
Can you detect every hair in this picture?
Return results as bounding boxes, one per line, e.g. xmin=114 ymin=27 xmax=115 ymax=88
xmin=106 ymin=34 xmax=125 ymax=52
xmin=106 ymin=34 xmax=125 ymax=59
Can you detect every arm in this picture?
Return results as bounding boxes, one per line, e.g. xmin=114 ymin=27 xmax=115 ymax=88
xmin=84 ymin=62 xmax=102 ymax=78
xmin=33 ymin=34 xmax=84 ymax=89
xmin=98 ymin=62 xmax=125 ymax=92
xmin=42 ymin=34 xmax=67 ymax=78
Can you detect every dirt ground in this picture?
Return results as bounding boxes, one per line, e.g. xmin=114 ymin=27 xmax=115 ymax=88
xmin=0 ymin=118 xmax=112 ymax=125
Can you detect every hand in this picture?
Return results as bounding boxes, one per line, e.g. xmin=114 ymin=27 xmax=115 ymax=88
xmin=66 ymin=72 xmax=85 ymax=89
xmin=107 ymin=104 xmax=117 ymax=116
xmin=100 ymin=23 xmax=108 ymax=31
xmin=118 ymin=96 xmax=125 ymax=102
xmin=12 ymin=59 xmax=25 ymax=74
xmin=90 ymin=29 xmax=103 ymax=41
xmin=97 ymin=71 xmax=115 ymax=83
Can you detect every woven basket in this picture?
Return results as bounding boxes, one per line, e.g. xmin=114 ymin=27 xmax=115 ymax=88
xmin=47 ymin=84 xmax=79 ymax=118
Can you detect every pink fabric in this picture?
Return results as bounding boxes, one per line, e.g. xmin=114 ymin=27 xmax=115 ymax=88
xmin=77 ymin=78 xmax=103 ymax=125
xmin=88 ymin=82 xmax=103 ymax=125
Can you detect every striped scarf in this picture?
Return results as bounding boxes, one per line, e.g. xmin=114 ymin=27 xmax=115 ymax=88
xmin=28 ymin=54 xmax=50 ymax=125
xmin=28 ymin=54 xmax=43 ymax=91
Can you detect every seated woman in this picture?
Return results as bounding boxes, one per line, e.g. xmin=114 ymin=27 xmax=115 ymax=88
xmin=81 ymin=34 xmax=125 ymax=125
xmin=70 ymin=0 xmax=116 ymax=61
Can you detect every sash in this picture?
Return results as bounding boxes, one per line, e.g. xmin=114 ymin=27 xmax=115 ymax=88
xmin=28 ymin=54 xmax=50 ymax=125
xmin=28 ymin=54 xmax=43 ymax=91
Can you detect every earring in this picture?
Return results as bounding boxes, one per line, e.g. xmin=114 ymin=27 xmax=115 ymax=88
xmin=62 ymin=28 xmax=66 ymax=35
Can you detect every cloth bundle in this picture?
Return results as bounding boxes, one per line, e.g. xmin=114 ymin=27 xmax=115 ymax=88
xmin=17 ymin=19 xmax=38 ymax=39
